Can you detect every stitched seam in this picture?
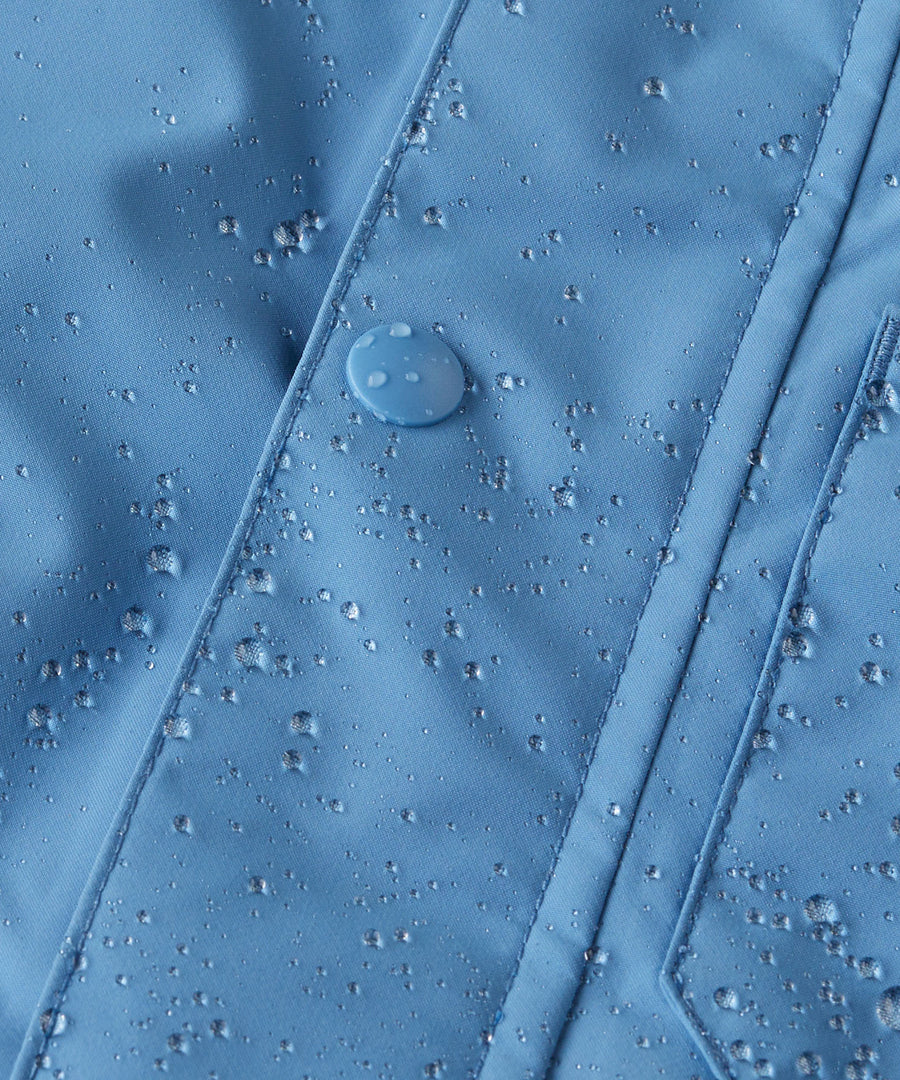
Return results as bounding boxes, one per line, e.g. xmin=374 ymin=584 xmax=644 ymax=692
xmin=670 ymin=311 xmax=899 ymax=1080
xmin=474 ymin=1 xmax=866 ymax=1072
xmin=24 ymin=1 xmax=472 ymax=1072
xmin=549 ymin=0 xmax=881 ymax=1055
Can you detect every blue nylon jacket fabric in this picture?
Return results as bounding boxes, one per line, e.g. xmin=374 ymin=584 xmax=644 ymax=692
xmin=3 ymin=2 xmax=900 ymax=1078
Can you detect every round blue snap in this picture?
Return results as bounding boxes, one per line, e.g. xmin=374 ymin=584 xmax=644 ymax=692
xmin=346 ymin=323 xmax=465 ymax=427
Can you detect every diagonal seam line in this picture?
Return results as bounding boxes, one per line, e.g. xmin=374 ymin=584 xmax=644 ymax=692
xmin=473 ymin=0 xmax=867 ymax=1073
xmin=18 ymin=0 xmax=472 ymax=1074
xmin=544 ymin=1 xmax=900 ymax=1067
xmin=664 ymin=307 xmax=900 ymax=1080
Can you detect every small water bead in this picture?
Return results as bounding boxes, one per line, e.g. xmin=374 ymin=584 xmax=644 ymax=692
xmin=164 ymin=715 xmax=191 ymax=739
xmin=730 ymin=1041 xmax=751 ymax=1062
xmin=858 ymin=957 xmax=882 ymax=979
xmin=713 ymin=986 xmax=738 ymax=1010
xmin=121 ymin=606 xmax=151 ymax=637
xmin=876 ymin=986 xmax=900 ymax=1030
xmin=782 ymin=630 xmax=809 ymax=658
xmin=273 ymin=220 xmax=303 ymax=248
xmin=789 ymin=603 xmax=815 ymax=628
xmin=147 ymin=545 xmax=175 ymax=573
xmin=218 ymin=216 xmax=238 ymax=235
xmin=27 ymin=704 xmax=52 ymax=728
xmin=234 ymin=638 xmax=265 ymax=669
xmin=173 ymin=814 xmax=191 ymax=834
xmin=423 ymin=206 xmax=443 ymax=226
xmin=248 ymin=876 xmax=268 ymax=894
xmin=341 ymin=600 xmax=360 ymax=621
xmin=643 ymin=76 xmax=665 ymax=97
xmin=804 ymin=895 xmax=838 ymax=923
xmin=291 ymin=711 xmax=317 ymax=734
xmin=867 ymin=379 xmax=898 ymax=409
xmin=796 ymin=1051 xmax=822 ymax=1076
xmin=405 ymin=120 xmax=428 ymax=145
xmin=39 ymin=1009 xmax=67 ymax=1036
xmin=282 ymin=749 xmax=303 ymax=770
xmin=346 ymin=324 xmax=465 ymax=427
xmin=246 ymin=567 xmax=273 ymax=594
xmin=860 ymin=661 xmax=884 ymax=683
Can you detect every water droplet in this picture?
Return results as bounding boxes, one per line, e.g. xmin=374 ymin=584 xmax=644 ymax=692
xmin=782 ymin=631 xmax=809 ymax=658
xmin=246 ymin=567 xmax=273 ymax=594
xmin=121 ymin=606 xmax=151 ymax=637
xmin=234 ymin=638 xmax=265 ymax=669
xmin=796 ymin=1051 xmax=821 ymax=1076
xmin=27 ymin=704 xmax=52 ymax=729
xmin=872 ymin=989 xmax=898 ymax=1028
xmin=804 ymin=895 xmax=838 ymax=923
xmin=147 ymin=545 xmax=176 ymax=573
xmin=273 ymin=220 xmax=304 ymax=249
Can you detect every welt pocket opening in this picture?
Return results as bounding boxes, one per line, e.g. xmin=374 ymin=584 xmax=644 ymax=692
xmin=660 ymin=306 xmax=900 ymax=1080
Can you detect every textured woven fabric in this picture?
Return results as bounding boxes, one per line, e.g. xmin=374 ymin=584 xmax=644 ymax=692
xmin=4 ymin=2 xmax=900 ymax=1077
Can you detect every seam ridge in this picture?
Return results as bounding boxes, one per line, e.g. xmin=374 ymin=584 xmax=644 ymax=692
xmin=15 ymin=2 xmax=472 ymax=1075
xmin=474 ymin=2 xmax=866 ymax=1073
xmin=663 ymin=305 xmax=900 ymax=1080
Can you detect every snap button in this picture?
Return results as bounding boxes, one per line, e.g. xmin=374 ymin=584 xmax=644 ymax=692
xmin=346 ymin=323 xmax=464 ymax=427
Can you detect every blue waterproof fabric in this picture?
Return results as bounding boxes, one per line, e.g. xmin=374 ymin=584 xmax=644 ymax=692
xmin=4 ymin=2 xmax=900 ymax=1078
